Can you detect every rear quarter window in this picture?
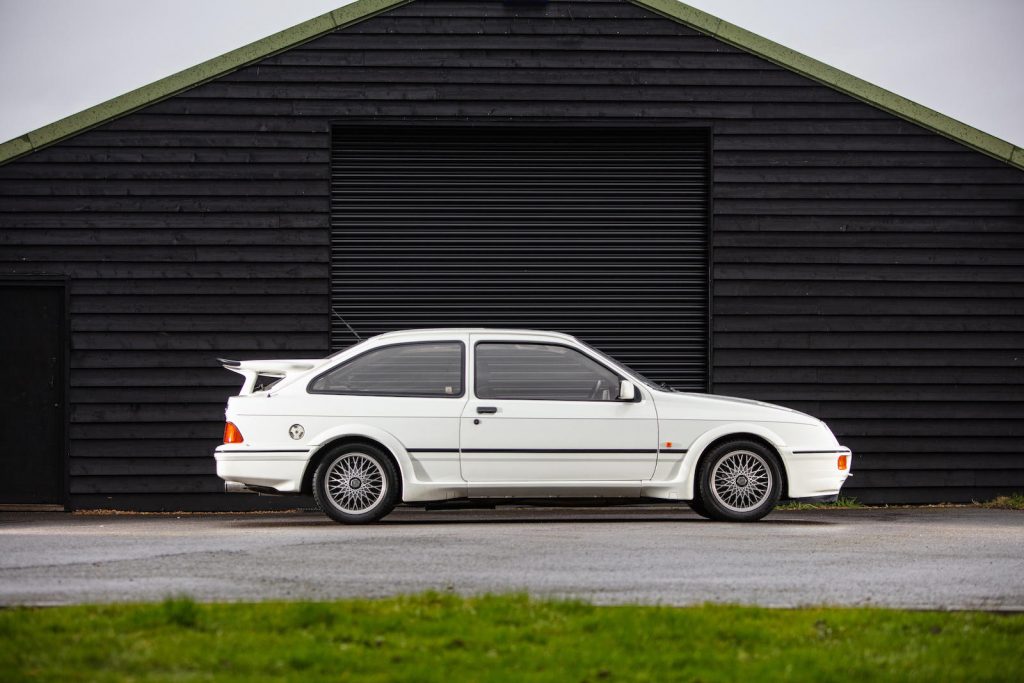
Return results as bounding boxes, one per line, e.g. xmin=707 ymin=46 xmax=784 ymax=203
xmin=308 ymin=342 xmax=464 ymax=397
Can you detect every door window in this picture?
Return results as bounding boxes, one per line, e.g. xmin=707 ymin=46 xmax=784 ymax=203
xmin=309 ymin=342 xmax=464 ymax=397
xmin=475 ymin=343 xmax=620 ymax=401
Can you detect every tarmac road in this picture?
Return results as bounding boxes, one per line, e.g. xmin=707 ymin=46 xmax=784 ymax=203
xmin=1 ymin=506 xmax=1021 ymax=609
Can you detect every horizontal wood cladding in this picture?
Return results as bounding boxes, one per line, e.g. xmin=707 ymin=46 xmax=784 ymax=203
xmin=1 ymin=0 xmax=1022 ymax=505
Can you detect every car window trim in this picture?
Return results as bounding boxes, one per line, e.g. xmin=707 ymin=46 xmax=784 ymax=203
xmin=307 ymin=340 xmax=466 ymax=398
xmin=471 ymin=339 xmax=641 ymax=403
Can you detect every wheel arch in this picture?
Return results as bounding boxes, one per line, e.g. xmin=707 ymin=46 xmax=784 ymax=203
xmin=678 ymin=424 xmax=790 ymax=499
xmin=694 ymin=433 xmax=789 ymax=498
xmin=301 ymin=430 xmax=408 ymax=499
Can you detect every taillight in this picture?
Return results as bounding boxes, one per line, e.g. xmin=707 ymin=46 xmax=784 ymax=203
xmin=838 ymin=455 xmax=848 ymax=471
xmin=223 ymin=422 xmax=244 ymax=444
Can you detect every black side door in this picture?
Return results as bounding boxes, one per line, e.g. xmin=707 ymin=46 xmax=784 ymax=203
xmin=0 ymin=281 xmax=66 ymax=505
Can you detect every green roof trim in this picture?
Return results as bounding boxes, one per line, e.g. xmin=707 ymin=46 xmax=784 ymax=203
xmin=0 ymin=0 xmax=410 ymax=165
xmin=1 ymin=0 xmax=1021 ymax=171
xmin=633 ymin=0 xmax=1023 ymax=171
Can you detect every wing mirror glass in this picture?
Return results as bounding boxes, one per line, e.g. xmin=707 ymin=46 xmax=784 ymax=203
xmin=618 ymin=379 xmax=636 ymax=401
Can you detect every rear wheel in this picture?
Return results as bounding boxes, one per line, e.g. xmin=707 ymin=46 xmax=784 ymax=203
xmin=697 ymin=440 xmax=781 ymax=522
xmin=313 ymin=444 xmax=399 ymax=524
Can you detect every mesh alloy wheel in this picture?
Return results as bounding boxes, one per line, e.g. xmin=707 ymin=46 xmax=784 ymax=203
xmin=313 ymin=444 xmax=398 ymax=524
xmin=697 ymin=440 xmax=782 ymax=522
xmin=709 ymin=450 xmax=772 ymax=513
xmin=325 ymin=453 xmax=387 ymax=514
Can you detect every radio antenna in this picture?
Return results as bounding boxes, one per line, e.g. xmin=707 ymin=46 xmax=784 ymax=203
xmin=331 ymin=308 xmax=362 ymax=341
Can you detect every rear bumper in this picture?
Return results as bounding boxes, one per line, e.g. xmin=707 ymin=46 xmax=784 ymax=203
xmin=214 ymin=448 xmax=310 ymax=493
xmin=780 ymin=447 xmax=852 ymax=499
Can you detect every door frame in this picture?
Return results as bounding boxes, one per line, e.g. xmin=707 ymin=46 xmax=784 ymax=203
xmin=0 ymin=275 xmax=70 ymax=510
xmin=459 ymin=333 xmax=660 ymax=485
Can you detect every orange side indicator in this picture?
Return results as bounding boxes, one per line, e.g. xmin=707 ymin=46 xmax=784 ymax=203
xmin=838 ymin=455 xmax=848 ymax=471
xmin=665 ymin=441 xmax=672 ymax=448
xmin=223 ymin=422 xmax=244 ymax=444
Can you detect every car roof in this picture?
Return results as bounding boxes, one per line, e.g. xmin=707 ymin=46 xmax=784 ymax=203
xmin=372 ymin=328 xmax=578 ymax=342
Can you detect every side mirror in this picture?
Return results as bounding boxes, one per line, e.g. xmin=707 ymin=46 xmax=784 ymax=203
xmin=618 ymin=379 xmax=636 ymax=401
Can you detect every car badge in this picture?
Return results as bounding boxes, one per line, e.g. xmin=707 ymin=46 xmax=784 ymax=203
xmin=288 ymin=424 xmax=305 ymax=440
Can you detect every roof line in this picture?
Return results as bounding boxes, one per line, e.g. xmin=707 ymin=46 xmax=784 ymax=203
xmin=632 ymin=0 xmax=1024 ymax=170
xmin=0 ymin=0 xmax=411 ymax=165
xmin=0 ymin=0 xmax=1020 ymax=170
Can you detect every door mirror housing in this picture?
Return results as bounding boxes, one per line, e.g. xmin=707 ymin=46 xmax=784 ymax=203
xmin=618 ymin=379 xmax=636 ymax=402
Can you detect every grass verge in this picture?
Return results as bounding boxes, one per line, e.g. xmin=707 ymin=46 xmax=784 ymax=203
xmin=2 ymin=594 xmax=1022 ymax=682
xmin=776 ymin=496 xmax=863 ymax=511
xmin=977 ymin=493 xmax=1024 ymax=510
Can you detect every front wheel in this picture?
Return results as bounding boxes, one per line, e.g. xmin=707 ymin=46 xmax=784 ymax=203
xmin=686 ymin=494 xmax=712 ymax=519
xmin=696 ymin=440 xmax=782 ymax=522
xmin=313 ymin=444 xmax=399 ymax=524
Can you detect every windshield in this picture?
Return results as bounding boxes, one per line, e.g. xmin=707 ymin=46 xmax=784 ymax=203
xmin=575 ymin=339 xmax=667 ymax=391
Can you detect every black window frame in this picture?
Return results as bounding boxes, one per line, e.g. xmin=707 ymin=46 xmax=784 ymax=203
xmin=307 ymin=340 xmax=466 ymax=398
xmin=472 ymin=340 xmax=639 ymax=403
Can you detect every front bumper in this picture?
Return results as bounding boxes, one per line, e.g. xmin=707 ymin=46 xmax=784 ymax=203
xmin=214 ymin=447 xmax=310 ymax=493
xmin=780 ymin=447 xmax=852 ymax=499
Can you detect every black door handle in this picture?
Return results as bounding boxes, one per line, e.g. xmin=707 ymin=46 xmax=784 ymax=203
xmin=476 ymin=406 xmax=498 ymax=414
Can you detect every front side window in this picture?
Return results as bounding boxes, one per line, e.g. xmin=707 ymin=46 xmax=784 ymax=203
xmin=309 ymin=342 xmax=464 ymax=397
xmin=475 ymin=343 xmax=620 ymax=401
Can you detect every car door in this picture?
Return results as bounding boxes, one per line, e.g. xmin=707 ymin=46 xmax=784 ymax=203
xmin=460 ymin=335 xmax=659 ymax=483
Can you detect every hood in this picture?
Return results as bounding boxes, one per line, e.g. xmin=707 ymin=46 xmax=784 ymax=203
xmin=652 ymin=389 xmax=822 ymax=425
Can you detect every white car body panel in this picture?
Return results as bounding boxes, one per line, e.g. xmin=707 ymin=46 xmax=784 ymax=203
xmin=214 ymin=328 xmax=851 ymax=505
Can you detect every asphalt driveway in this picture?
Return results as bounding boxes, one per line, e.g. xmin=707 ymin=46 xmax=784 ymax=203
xmin=1 ymin=506 xmax=1021 ymax=609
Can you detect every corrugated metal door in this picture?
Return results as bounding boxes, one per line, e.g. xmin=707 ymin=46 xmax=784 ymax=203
xmin=329 ymin=126 xmax=709 ymax=390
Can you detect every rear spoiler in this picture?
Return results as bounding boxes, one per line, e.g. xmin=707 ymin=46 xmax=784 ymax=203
xmin=217 ymin=358 xmax=320 ymax=395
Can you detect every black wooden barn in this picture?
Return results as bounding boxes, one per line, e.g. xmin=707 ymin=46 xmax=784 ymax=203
xmin=1 ymin=0 xmax=1022 ymax=510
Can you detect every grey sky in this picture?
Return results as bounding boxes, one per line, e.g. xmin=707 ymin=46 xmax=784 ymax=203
xmin=1 ymin=0 xmax=1022 ymax=147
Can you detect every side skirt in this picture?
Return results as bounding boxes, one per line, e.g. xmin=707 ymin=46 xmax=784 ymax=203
xmin=416 ymin=497 xmax=685 ymax=511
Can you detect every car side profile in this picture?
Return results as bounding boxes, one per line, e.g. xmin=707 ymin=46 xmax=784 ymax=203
xmin=215 ymin=329 xmax=851 ymax=523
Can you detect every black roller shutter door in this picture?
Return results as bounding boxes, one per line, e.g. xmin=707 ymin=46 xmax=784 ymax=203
xmin=330 ymin=126 xmax=709 ymax=391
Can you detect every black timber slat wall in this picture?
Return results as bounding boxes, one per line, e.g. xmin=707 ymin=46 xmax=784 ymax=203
xmin=330 ymin=126 xmax=709 ymax=389
xmin=0 ymin=0 xmax=1022 ymax=506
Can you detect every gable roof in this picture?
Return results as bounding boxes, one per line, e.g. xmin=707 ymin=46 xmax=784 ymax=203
xmin=1 ymin=0 xmax=1021 ymax=170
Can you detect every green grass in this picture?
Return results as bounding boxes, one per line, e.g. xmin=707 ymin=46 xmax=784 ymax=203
xmin=2 ymin=594 xmax=1022 ymax=682
xmin=773 ymin=493 xmax=1024 ymax=511
xmin=978 ymin=493 xmax=1024 ymax=510
xmin=776 ymin=495 xmax=864 ymax=511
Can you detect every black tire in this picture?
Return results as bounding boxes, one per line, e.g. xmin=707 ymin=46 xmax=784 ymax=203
xmin=686 ymin=494 xmax=712 ymax=519
xmin=312 ymin=443 xmax=399 ymax=524
xmin=696 ymin=440 xmax=782 ymax=522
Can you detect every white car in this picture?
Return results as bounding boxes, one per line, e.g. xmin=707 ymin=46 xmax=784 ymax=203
xmin=215 ymin=328 xmax=851 ymax=523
